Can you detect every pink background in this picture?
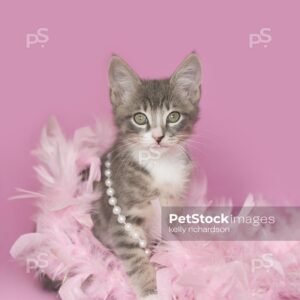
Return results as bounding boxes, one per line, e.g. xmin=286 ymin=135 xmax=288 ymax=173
xmin=1 ymin=0 xmax=300 ymax=298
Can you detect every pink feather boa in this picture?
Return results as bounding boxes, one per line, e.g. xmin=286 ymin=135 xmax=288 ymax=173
xmin=10 ymin=118 xmax=300 ymax=300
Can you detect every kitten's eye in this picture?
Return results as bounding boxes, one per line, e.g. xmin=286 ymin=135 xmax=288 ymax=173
xmin=133 ymin=113 xmax=148 ymax=125
xmin=167 ymin=111 xmax=181 ymax=123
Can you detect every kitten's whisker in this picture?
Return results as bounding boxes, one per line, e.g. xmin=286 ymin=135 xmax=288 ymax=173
xmin=107 ymin=141 xmax=135 ymax=162
xmin=175 ymin=145 xmax=192 ymax=162
xmin=113 ymin=148 xmax=133 ymax=175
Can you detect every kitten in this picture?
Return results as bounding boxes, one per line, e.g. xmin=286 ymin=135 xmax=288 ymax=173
xmin=92 ymin=53 xmax=201 ymax=300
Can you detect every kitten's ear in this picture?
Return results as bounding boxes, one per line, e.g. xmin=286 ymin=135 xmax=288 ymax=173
xmin=170 ymin=53 xmax=202 ymax=104
xmin=108 ymin=55 xmax=141 ymax=106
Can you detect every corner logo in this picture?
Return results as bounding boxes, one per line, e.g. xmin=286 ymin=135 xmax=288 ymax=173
xmin=26 ymin=28 xmax=49 ymax=48
xmin=249 ymin=28 xmax=272 ymax=48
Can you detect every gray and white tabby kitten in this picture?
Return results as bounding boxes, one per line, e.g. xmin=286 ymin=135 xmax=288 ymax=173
xmin=92 ymin=53 xmax=201 ymax=300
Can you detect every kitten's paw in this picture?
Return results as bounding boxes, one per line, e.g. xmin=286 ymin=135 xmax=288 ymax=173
xmin=140 ymin=295 xmax=159 ymax=300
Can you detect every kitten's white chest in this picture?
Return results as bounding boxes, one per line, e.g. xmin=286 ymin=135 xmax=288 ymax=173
xmin=140 ymin=150 xmax=192 ymax=204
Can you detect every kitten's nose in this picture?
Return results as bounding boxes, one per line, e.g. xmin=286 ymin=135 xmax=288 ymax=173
xmin=153 ymin=135 xmax=164 ymax=144
xmin=152 ymin=127 xmax=164 ymax=144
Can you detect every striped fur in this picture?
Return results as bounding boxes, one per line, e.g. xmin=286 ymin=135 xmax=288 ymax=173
xmin=92 ymin=53 xmax=201 ymax=298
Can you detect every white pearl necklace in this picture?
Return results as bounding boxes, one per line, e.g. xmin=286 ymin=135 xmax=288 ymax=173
xmin=104 ymin=153 xmax=151 ymax=256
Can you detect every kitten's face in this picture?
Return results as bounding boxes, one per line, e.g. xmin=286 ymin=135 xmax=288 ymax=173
xmin=108 ymin=54 xmax=201 ymax=155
